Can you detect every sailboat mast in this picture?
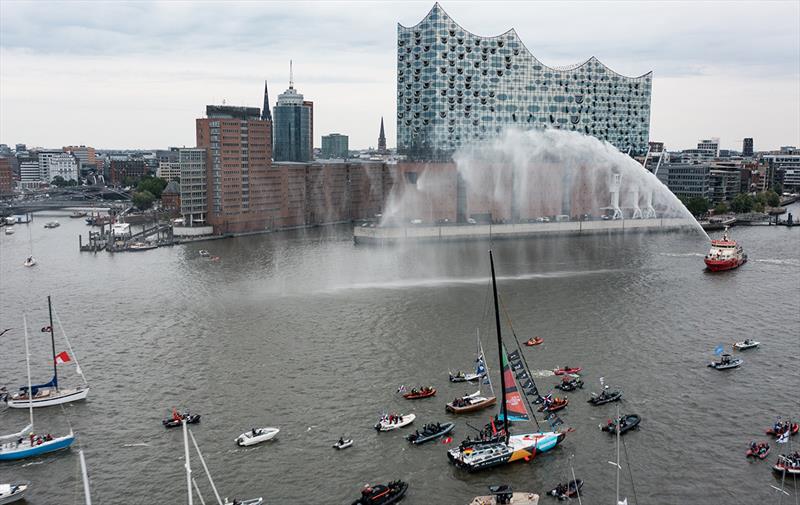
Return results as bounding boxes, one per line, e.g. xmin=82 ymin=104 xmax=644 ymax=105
xmin=183 ymin=420 xmax=194 ymax=505
xmin=48 ymin=296 xmax=58 ymax=390
xmin=489 ymin=250 xmax=509 ymax=441
xmin=616 ymin=404 xmax=621 ymax=505
xmin=23 ymin=316 xmax=34 ymax=431
xmin=79 ymin=449 xmax=93 ymax=505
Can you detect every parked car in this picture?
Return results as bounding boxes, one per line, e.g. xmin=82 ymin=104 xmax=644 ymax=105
xmin=467 ymin=218 xmax=477 ymax=225
xmin=410 ymin=218 xmax=423 ymax=225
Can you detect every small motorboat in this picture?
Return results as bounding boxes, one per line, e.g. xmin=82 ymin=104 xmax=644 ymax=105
xmin=43 ymin=221 xmax=60 ymax=229
xmin=772 ymin=454 xmax=800 ymax=476
xmin=553 ymin=366 xmax=582 ymax=375
xmin=745 ymin=442 xmax=770 ymax=460
xmin=333 ymin=438 xmax=353 ymax=450
xmin=601 ymin=414 xmax=641 ymax=435
xmin=199 ymin=250 xmax=211 ymax=257
xmin=555 ymin=377 xmax=584 ymax=392
xmin=351 ymin=480 xmax=408 ymax=505
xmin=162 ymin=410 xmax=201 ymax=428
xmin=708 ymin=354 xmax=743 ymax=370
xmin=524 ymin=337 xmax=544 ymax=347
xmin=538 ymin=396 xmax=568 ymax=413
xmin=402 ymin=386 xmax=436 ymax=399
xmin=449 ymin=370 xmax=484 ymax=382
xmin=70 ymin=211 xmax=88 ymax=218
xmin=128 ymin=242 xmax=157 ymax=251
xmin=446 ymin=391 xmax=497 ymax=414
xmin=4 ymin=228 xmax=13 ymax=235
xmin=733 ymin=339 xmax=759 ymax=350
xmin=766 ymin=422 xmax=799 ymax=438
xmin=23 ymin=257 xmax=36 ymax=267
xmin=236 ymin=427 xmax=279 ymax=446
xmin=548 ymin=479 xmax=583 ymax=501
xmin=222 ymin=499 xmax=262 ymax=505
xmin=0 ymin=481 xmax=29 ymax=504
xmin=588 ymin=388 xmax=622 ymax=406
xmin=406 ymin=422 xmax=454 ymax=445
xmin=374 ymin=413 xmax=415 ymax=431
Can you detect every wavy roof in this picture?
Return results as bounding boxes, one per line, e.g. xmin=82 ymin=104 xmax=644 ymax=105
xmin=398 ymin=3 xmax=652 ymax=80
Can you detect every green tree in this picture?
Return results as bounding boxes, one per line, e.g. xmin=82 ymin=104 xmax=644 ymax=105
xmin=753 ymin=201 xmax=765 ymax=213
xmin=713 ymin=202 xmax=729 ymax=215
xmin=50 ymin=176 xmax=67 ymax=187
xmin=683 ymin=196 xmax=710 ymax=217
xmin=764 ymin=190 xmax=780 ymax=207
xmin=132 ymin=190 xmax=155 ymax=210
xmin=730 ymin=193 xmax=754 ymax=213
xmin=136 ymin=176 xmax=168 ymax=199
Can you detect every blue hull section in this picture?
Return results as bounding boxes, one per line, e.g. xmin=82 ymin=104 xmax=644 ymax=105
xmin=534 ymin=433 xmax=561 ymax=454
xmin=0 ymin=436 xmax=74 ymax=461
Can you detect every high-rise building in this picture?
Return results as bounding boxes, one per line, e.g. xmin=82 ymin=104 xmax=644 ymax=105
xmin=273 ymin=64 xmax=313 ymax=162
xmin=742 ymin=138 xmax=753 ymax=157
xmin=321 ymin=134 xmax=349 ymax=159
xmin=378 ymin=117 xmax=387 ymax=152
xmin=197 ymin=104 xmax=273 ymax=234
xmin=178 ymin=148 xmax=208 ymax=226
xmin=397 ymin=4 xmax=653 ymax=160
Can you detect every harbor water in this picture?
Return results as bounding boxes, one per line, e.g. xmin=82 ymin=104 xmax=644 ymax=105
xmin=0 ymin=207 xmax=798 ymax=504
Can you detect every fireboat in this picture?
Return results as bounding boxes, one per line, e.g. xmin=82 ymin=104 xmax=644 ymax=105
xmin=704 ymin=227 xmax=747 ymax=272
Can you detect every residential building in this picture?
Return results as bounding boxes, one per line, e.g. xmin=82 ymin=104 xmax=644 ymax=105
xmin=321 ymin=134 xmax=349 ymax=159
xmin=47 ymin=152 xmax=79 ymax=181
xmin=273 ymin=72 xmax=313 ymax=162
xmin=19 ymin=157 xmax=42 ymax=189
xmin=37 ymin=150 xmax=63 ymax=182
xmin=708 ymin=169 xmax=740 ymax=203
xmin=783 ymin=169 xmax=800 ymax=191
xmin=742 ymin=138 xmax=753 ymax=157
xmin=157 ymin=160 xmax=182 ymax=181
xmin=0 ymin=157 xmax=13 ymax=197
xmin=378 ymin=117 xmax=387 ymax=152
xmin=178 ymin=148 xmax=208 ymax=226
xmin=396 ymin=4 xmax=653 ymax=160
xmin=697 ymin=138 xmax=720 ymax=158
xmin=196 ymin=104 xmax=272 ymax=234
xmin=110 ymin=159 xmax=148 ymax=186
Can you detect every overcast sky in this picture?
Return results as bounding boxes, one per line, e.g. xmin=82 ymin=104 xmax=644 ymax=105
xmin=1 ymin=1 xmax=798 ymax=151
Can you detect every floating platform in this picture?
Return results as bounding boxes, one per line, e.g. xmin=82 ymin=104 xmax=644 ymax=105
xmin=468 ymin=492 xmax=539 ymax=505
xmin=354 ymin=218 xmax=696 ymax=245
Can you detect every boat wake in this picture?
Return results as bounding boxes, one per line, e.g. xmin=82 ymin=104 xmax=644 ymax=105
xmin=753 ymin=258 xmax=800 ymax=267
xmin=317 ymin=269 xmax=621 ymax=293
xmin=123 ymin=443 xmax=150 ymax=448
xmin=659 ymin=252 xmax=705 ymax=258
xmin=21 ymin=460 xmax=44 ymax=467
xmin=531 ymin=370 xmax=556 ymax=377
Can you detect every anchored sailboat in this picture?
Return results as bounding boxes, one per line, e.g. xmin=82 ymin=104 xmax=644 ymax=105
xmin=447 ymin=250 xmax=564 ymax=472
xmin=6 ymin=296 xmax=89 ymax=408
xmin=0 ymin=318 xmax=75 ymax=461
xmin=449 ymin=330 xmax=490 ymax=383
xmin=447 ymin=330 xmax=496 ymax=414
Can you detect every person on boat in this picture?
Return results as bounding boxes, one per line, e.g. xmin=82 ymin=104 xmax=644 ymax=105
xmin=251 ymin=428 xmax=258 ymax=437
xmin=338 ymin=437 xmax=344 ymax=445
xmin=172 ymin=408 xmax=182 ymax=422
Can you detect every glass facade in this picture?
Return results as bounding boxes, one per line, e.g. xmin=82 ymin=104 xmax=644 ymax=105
xmin=273 ymin=86 xmax=312 ymax=163
xmin=321 ymin=134 xmax=349 ymax=158
xmin=397 ymin=4 xmax=653 ymax=160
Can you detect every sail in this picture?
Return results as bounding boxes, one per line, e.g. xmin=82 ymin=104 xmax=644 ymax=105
xmin=498 ymin=346 xmax=529 ymax=421
xmin=20 ymin=375 xmax=57 ymax=396
xmin=0 ymin=423 xmax=33 ymax=442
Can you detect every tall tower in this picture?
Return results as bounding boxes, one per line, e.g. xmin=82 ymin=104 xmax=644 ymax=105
xmin=273 ymin=61 xmax=313 ymax=162
xmin=261 ymin=80 xmax=272 ymax=122
xmin=378 ymin=117 xmax=387 ymax=153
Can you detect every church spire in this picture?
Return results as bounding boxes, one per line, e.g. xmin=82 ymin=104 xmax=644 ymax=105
xmin=378 ymin=116 xmax=387 ymax=152
xmin=261 ymin=80 xmax=272 ymax=122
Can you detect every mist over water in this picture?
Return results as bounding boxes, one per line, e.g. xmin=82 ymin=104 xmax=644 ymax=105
xmin=383 ymin=129 xmax=709 ymax=239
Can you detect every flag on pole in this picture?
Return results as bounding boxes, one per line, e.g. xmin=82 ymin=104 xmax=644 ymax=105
xmin=54 ymin=351 xmax=71 ymax=365
xmin=714 ymin=345 xmax=724 ymax=356
xmin=777 ymin=430 xmax=790 ymax=444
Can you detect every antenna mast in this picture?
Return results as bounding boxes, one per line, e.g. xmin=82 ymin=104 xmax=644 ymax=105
xmin=289 ymin=60 xmax=294 ymax=88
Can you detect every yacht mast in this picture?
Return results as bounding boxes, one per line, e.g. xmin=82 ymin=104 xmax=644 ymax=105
xmin=47 ymin=296 xmax=59 ymax=391
xmin=489 ymin=250 xmax=509 ymax=441
xmin=183 ymin=419 xmax=194 ymax=505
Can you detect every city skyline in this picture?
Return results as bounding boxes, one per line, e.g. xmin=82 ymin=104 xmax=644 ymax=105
xmin=1 ymin=1 xmax=798 ymax=151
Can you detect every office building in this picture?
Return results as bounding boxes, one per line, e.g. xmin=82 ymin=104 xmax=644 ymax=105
xmin=708 ymin=169 xmax=740 ymax=203
xmin=37 ymin=150 xmax=62 ymax=182
xmin=110 ymin=159 xmax=148 ymax=186
xmin=178 ymin=148 xmax=208 ymax=226
xmin=0 ymin=157 xmax=13 ymax=196
xmin=321 ymin=134 xmax=349 ymax=159
xmin=396 ymin=3 xmax=653 ymax=160
xmin=196 ymin=104 xmax=272 ymax=234
xmin=657 ymin=163 xmax=710 ymax=199
xmin=63 ymin=145 xmax=96 ymax=168
xmin=697 ymin=138 xmax=720 ymax=158
xmin=273 ymin=66 xmax=313 ymax=162
xmin=48 ymin=152 xmax=79 ymax=181
xmin=742 ymin=138 xmax=753 ymax=157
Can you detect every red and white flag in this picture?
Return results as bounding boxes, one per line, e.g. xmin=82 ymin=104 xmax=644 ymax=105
xmin=54 ymin=351 xmax=71 ymax=365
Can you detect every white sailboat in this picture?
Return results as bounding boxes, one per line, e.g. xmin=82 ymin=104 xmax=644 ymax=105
xmin=449 ymin=330 xmax=490 ymax=383
xmin=183 ymin=420 xmax=263 ymax=505
xmin=6 ymin=296 xmax=89 ymax=408
xmin=446 ymin=330 xmax=497 ymax=414
xmin=0 ymin=318 xmax=75 ymax=461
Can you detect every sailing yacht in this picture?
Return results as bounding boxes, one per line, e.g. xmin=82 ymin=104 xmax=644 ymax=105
xmin=446 ymin=331 xmax=496 ymax=414
xmin=6 ymin=296 xmax=89 ymax=408
xmin=447 ymin=251 xmax=564 ymax=472
xmin=0 ymin=318 xmax=75 ymax=461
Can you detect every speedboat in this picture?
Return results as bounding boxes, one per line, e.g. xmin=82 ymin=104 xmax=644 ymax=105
xmin=43 ymin=221 xmax=60 ymax=229
xmin=402 ymin=387 xmax=436 ymax=399
xmin=746 ymin=442 xmax=770 ymax=460
xmin=236 ymin=427 xmax=279 ymax=447
xmin=199 ymin=250 xmax=211 ymax=257
xmin=553 ymin=366 xmax=582 ymax=375
xmin=446 ymin=390 xmax=497 ymax=414
xmin=708 ymin=354 xmax=742 ymax=370
xmin=374 ymin=413 xmax=415 ymax=431
xmin=333 ymin=438 xmax=353 ymax=450
xmin=705 ymin=227 xmax=747 ymax=272
xmin=548 ymin=479 xmax=583 ymax=501
xmin=4 ymin=228 xmax=14 ymax=235
xmin=128 ymin=242 xmax=157 ymax=251
xmin=587 ymin=388 xmax=622 ymax=405
xmin=69 ymin=211 xmax=88 ymax=218
xmin=351 ymin=480 xmax=408 ymax=505
xmin=772 ymin=453 xmax=800 ymax=476
xmin=222 ymin=499 xmax=262 ymax=505
xmin=163 ymin=411 xmax=201 ymax=428
xmin=600 ymin=414 xmax=641 ymax=435
xmin=538 ymin=397 xmax=568 ymax=413
xmin=554 ymin=377 xmax=583 ymax=392
xmin=733 ymin=339 xmax=759 ymax=350
xmin=0 ymin=481 xmax=29 ymax=504
xmin=22 ymin=257 xmax=36 ymax=267
xmin=406 ymin=422 xmax=454 ymax=445
xmin=524 ymin=337 xmax=543 ymax=347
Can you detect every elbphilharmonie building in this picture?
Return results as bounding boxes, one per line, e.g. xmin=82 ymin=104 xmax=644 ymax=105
xmin=397 ymin=3 xmax=653 ymax=160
